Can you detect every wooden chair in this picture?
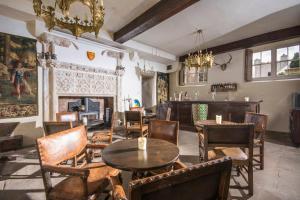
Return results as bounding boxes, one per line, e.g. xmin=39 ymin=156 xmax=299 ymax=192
xmin=110 ymin=157 xmax=232 ymax=200
xmin=43 ymin=121 xmax=72 ymax=136
xmin=166 ymin=107 xmax=171 ymax=121
xmin=91 ymin=113 xmax=116 ymax=158
xmin=202 ymin=124 xmax=255 ymax=196
xmin=92 ymin=112 xmax=115 ymax=144
xmin=148 ymin=120 xmax=178 ymax=145
xmin=56 ymin=112 xmax=78 ymax=127
xmin=245 ymin=112 xmax=268 ymax=170
xmin=36 ymin=126 xmax=120 ymax=200
xmin=125 ymin=111 xmax=148 ymax=138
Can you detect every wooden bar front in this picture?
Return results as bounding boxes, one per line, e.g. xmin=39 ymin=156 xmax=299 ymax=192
xmin=157 ymin=100 xmax=262 ymax=131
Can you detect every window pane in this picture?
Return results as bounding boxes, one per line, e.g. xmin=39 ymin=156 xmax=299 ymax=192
xmin=277 ymin=61 xmax=289 ymax=75
xmin=288 ymin=45 xmax=299 ymax=60
xmin=277 ymin=61 xmax=300 ymax=76
xmin=261 ymin=50 xmax=271 ymax=63
xmin=252 ymin=52 xmax=261 ymax=65
xmin=277 ymin=47 xmax=288 ymax=62
xmin=260 ymin=64 xmax=271 ymax=77
xmin=252 ymin=65 xmax=261 ymax=78
xmin=187 ymin=73 xmax=198 ymax=84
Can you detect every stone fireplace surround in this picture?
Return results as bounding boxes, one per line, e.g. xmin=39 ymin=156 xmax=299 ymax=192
xmin=41 ymin=59 xmax=122 ymax=121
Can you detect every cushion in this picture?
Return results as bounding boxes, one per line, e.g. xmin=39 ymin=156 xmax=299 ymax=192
xmin=48 ymin=162 xmax=118 ymax=200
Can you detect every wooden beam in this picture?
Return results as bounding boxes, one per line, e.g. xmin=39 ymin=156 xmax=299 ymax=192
xmin=114 ymin=0 xmax=200 ymax=43
xmin=179 ymin=25 xmax=300 ymax=62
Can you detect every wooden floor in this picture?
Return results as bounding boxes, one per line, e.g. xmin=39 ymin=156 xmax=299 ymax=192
xmin=0 ymin=131 xmax=299 ymax=200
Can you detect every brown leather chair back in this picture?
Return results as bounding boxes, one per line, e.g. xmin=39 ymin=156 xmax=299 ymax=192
xmin=203 ymin=124 xmax=254 ymax=148
xmin=36 ymin=126 xmax=87 ymax=165
xmin=148 ymin=120 xmax=179 ymax=145
xmin=245 ymin=112 xmax=268 ymax=136
xmin=129 ymin=157 xmax=232 ymax=200
xmin=125 ymin=111 xmax=142 ymax=124
xmin=43 ymin=121 xmax=72 ymax=136
xmin=56 ymin=112 xmax=78 ymax=122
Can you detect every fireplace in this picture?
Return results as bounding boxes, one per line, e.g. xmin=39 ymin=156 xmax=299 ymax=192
xmin=68 ymin=97 xmax=100 ymax=120
xmin=41 ymin=61 xmax=122 ymax=122
xmin=58 ymin=96 xmax=114 ymax=126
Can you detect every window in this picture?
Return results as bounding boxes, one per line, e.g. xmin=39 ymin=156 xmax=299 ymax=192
xmin=179 ymin=66 xmax=207 ymax=86
xmin=252 ymin=50 xmax=272 ymax=78
xmin=246 ymin=42 xmax=300 ymax=81
xmin=276 ymin=45 xmax=300 ymax=76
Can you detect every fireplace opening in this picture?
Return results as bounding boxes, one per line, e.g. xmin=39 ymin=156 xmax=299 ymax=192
xmin=58 ymin=96 xmax=114 ymax=128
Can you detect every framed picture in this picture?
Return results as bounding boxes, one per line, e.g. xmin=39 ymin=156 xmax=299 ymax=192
xmin=0 ymin=32 xmax=38 ymax=118
xmin=157 ymin=72 xmax=169 ymax=104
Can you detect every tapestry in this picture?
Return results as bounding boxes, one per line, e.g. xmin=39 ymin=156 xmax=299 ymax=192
xmin=0 ymin=32 xmax=38 ymax=118
xmin=157 ymin=72 xmax=169 ymax=103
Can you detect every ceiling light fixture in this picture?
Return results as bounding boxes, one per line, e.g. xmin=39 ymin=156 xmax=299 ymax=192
xmin=33 ymin=0 xmax=105 ymax=38
xmin=184 ymin=29 xmax=214 ymax=70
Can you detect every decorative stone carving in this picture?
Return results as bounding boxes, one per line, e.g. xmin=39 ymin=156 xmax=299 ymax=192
xmin=41 ymin=60 xmax=121 ymax=120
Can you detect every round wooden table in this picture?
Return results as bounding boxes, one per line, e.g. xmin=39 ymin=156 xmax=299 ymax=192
xmin=102 ymin=138 xmax=179 ymax=178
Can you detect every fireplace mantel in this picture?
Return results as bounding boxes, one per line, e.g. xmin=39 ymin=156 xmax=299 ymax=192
xmin=41 ymin=60 xmax=122 ymax=121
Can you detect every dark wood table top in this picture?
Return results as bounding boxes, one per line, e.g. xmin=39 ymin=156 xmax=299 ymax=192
xmin=195 ymin=120 xmax=237 ymax=128
xmin=102 ymin=138 xmax=179 ymax=172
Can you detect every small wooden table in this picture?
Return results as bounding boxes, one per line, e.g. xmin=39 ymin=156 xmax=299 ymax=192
xmin=102 ymin=138 xmax=179 ymax=179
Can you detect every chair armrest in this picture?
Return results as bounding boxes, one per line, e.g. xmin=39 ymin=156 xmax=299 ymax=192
xmin=43 ymin=164 xmax=90 ymax=177
xmin=173 ymin=160 xmax=187 ymax=170
xmin=108 ymin=175 xmax=127 ymax=200
xmin=86 ymin=143 xmax=108 ymax=149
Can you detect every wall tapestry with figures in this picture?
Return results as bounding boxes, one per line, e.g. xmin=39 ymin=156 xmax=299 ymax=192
xmin=0 ymin=32 xmax=38 ymax=118
xmin=157 ymin=72 xmax=169 ymax=104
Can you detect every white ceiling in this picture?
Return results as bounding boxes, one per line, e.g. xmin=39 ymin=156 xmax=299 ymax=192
xmin=134 ymin=0 xmax=300 ymax=56
xmin=19 ymin=0 xmax=160 ymax=33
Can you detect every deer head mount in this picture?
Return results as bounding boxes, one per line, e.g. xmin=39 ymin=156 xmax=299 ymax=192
xmin=214 ymin=54 xmax=232 ymax=71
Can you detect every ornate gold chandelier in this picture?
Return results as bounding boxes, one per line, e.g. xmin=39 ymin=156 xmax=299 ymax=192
xmin=184 ymin=30 xmax=214 ymax=70
xmin=33 ymin=0 xmax=105 ymax=38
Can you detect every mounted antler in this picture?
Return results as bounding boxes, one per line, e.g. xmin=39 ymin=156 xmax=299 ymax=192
xmin=214 ymin=54 xmax=232 ymax=71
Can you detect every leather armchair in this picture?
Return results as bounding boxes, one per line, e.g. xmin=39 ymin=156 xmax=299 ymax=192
xmin=110 ymin=157 xmax=232 ymax=200
xmin=36 ymin=125 xmax=120 ymax=200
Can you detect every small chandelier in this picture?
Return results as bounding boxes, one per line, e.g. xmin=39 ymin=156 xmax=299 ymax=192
xmin=184 ymin=30 xmax=214 ymax=70
xmin=33 ymin=0 xmax=105 ymax=38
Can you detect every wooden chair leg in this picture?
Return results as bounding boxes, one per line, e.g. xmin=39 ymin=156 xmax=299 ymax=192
xmin=248 ymin=164 xmax=254 ymax=196
xmin=260 ymin=143 xmax=264 ymax=170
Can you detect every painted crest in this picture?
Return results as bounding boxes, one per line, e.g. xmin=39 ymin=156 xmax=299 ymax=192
xmin=87 ymin=51 xmax=95 ymax=61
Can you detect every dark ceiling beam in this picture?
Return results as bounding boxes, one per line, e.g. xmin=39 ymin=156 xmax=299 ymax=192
xmin=179 ymin=25 xmax=300 ymax=62
xmin=114 ymin=0 xmax=200 ymax=43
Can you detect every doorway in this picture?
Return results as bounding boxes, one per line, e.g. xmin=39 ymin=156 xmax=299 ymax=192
xmin=142 ymin=75 xmax=155 ymax=111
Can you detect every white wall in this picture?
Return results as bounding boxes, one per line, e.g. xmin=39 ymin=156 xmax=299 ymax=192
xmin=0 ymin=15 xmax=167 ymax=146
xmin=170 ymin=49 xmax=300 ymax=133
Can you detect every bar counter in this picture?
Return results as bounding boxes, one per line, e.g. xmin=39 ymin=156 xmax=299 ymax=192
xmin=157 ymin=100 xmax=262 ymax=131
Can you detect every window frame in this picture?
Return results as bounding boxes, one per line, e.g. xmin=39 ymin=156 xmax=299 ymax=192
xmin=246 ymin=40 xmax=300 ymax=81
xmin=178 ymin=64 xmax=208 ymax=86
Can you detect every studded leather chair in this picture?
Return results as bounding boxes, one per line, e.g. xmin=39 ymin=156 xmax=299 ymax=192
xmin=36 ymin=125 xmax=120 ymax=200
xmin=110 ymin=157 xmax=232 ymax=200
xmin=202 ymin=124 xmax=255 ymax=196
